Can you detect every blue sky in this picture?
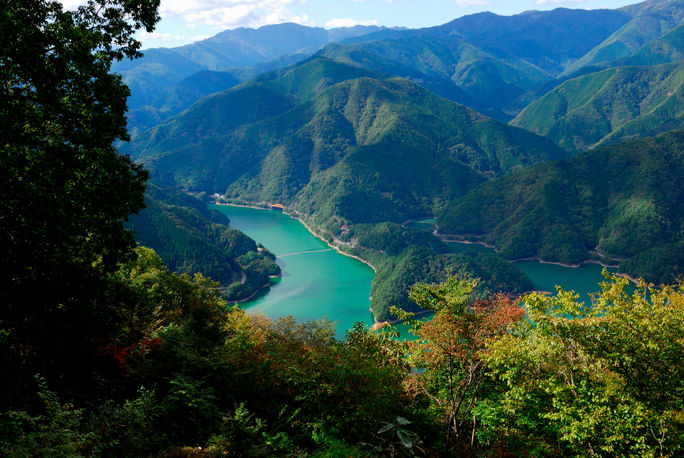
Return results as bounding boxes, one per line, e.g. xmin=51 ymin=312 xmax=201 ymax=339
xmin=62 ymin=0 xmax=642 ymax=49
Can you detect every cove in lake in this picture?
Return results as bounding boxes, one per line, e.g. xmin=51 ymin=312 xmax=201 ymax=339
xmin=210 ymin=204 xmax=375 ymax=337
xmin=447 ymin=238 xmax=620 ymax=305
xmin=210 ymin=208 xmax=627 ymax=337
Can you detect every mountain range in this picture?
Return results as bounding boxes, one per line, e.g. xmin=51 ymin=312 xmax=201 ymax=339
xmin=121 ymin=0 xmax=684 ymax=318
xmin=115 ymin=23 xmax=384 ymax=111
xmin=438 ymin=129 xmax=684 ymax=284
xmin=123 ymin=57 xmax=564 ymax=222
xmin=127 ymin=184 xmax=280 ymax=300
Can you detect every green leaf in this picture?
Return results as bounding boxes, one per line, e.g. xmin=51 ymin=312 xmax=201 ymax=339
xmin=397 ymin=429 xmax=413 ymax=448
xmin=396 ymin=416 xmax=411 ymax=426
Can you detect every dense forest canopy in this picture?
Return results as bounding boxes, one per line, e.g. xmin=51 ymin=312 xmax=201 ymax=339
xmin=1 ymin=0 xmax=683 ymax=455
xmin=0 ymin=0 xmax=159 ymax=406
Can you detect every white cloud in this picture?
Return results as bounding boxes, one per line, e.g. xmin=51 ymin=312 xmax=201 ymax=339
xmin=138 ymin=31 xmax=210 ymax=43
xmin=159 ymin=0 xmax=311 ymax=30
xmin=454 ymin=0 xmax=490 ymax=7
xmin=536 ymin=0 xmax=585 ymax=4
xmin=58 ymin=0 xmax=86 ymax=9
xmin=324 ymin=18 xmax=379 ymax=28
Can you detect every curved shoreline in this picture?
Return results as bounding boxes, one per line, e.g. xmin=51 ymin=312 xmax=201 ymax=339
xmin=214 ymin=202 xmax=381 ymax=323
xmin=291 ymin=213 xmax=377 ymax=274
xmin=436 ymin=231 xmax=639 ymax=284
xmin=215 ymin=202 xmax=377 ymax=272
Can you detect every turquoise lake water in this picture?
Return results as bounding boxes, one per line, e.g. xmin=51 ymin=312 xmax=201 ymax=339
xmin=446 ymin=240 xmax=618 ymax=304
xmin=211 ymin=207 xmax=625 ymax=337
xmin=211 ymin=204 xmax=375 ymax=337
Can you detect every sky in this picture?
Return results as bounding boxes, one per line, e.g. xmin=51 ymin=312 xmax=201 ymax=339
xmin=61 ymin=0 xmax=642 ymax=49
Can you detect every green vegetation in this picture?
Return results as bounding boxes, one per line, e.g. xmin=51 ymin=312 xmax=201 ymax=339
xmin=0 ymin=0 xmax=159 ymax=410
xmin=126 ymin=53 xmax=315 ymax=135
xmin=325 ymin=222 xmax=532 ymax=321
xmin=482 ymin=274 xmax=684 ymax=456
xmin=3 ymin=2 xmax=682 ymax=456
xmin=1 ymin=248 xmax=412 ymax=456
xmin=128 ymin=185 xmax=280 ymax=300
xmin=513 ymin=62 xmax=684 ymax=151
xmin=439 ymin=129 xmax=684 ymax=283
xmin=564 ymin=0 xmax=684 ymax=72
xmin=125 ymin=56 xmax=564 ymax=220
xmin=434 ymin=8 xmax=631 ymax=75
xmin=621 ymin=22 xmax=684 ymax=66
xmin=124 ymin=57 xmax=562 ymax=317
xmin=318 ymin=36 xmax=548 ymax=120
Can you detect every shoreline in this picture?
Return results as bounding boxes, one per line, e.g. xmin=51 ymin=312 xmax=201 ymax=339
xmin=436 ymin=231 xmax=638 ymax=284
xmin=226 ymin=281 xmax=272 ymax=304
xmin=214 ymin=201 xmax=272 ymax=211
xmin=371 ymin=310 xmax=434 ymax=331
xmin=291 ymin=213 xmax=378 ymax=274
xmin=218 ymin=201 xmax=379 ymax=273
xmin=214 ymin=201 xmax=383 ymax=324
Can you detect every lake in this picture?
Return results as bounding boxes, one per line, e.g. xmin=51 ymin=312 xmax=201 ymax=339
xmin=211 ymin=207 xmax=626 ymax=337
xmin=210 ymin=204 xmax=375 ymax=337
xmin=446 ymin=237 xmax=620 ymax=305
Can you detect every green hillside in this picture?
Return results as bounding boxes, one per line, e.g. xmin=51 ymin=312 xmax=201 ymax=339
xmin=332 ymin=224 xmax=533 ymax=320
xmin=127 ymin=57 xmax=565 ymax=215
xmin=565 ymin=0 xmax=684 ymax=73
xmin=429 ymin=8 xmax=632 ymax=75
xmin=318 ymin=36 xmax=549 ymax=120
xmin=128 ymin=185 xmax=280 ymax=300
xmin=622 ymin=22 xmax=684 ymax=65
xmin=512 ymin=62 xmax=684 ymax=151
xmin=438 ymin=130 xmax=684 ymax=284
xmin=314 ymin=8 xmax=640 ymax=120
xmin=126 ymin=53 xmax=312 ymax=134
xmin=125 ymin=57 xmax=562 ymax=318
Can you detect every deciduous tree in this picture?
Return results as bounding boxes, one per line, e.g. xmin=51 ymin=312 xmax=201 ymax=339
xmin=396 ymin=275 xmax=524 ymax=454
xmin=0 ymin=0 xmax=159 ymax=406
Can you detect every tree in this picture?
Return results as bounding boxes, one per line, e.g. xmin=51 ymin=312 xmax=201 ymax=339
xmin=395 ymin=275 xmax=525 ymax=454
xmin=0 ymin=0 xmax=160 ymax=407
xmin=483 ymin=273 xmax=684 ymax=456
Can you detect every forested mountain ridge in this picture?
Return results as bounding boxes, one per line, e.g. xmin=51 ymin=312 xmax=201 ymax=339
xmin=121 ymin=0 xmax=684 ymax=132
xmin=317 ymin=36 xmax=548 ymax=120
xmin=438 ymin=129 xmax=684 ymax=284
xmin=290 ymin=6 xmax=638 ymax=119
xmin=127 ymin=185 xmax=280 ymax=300
xmin=563 ymin=0 xmax=684 ymax=73
xmin=113 ymin=22 xmax=384 ymax=109
xmin=123 ymin=56 xmax=563 ymax=318
xmin=512 ymin=61 xmax=684 ymax=151
xmin=125 ymin=57 xmax=565 ymax=211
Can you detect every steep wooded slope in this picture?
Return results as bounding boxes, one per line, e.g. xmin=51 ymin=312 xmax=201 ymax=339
xmin=512 ymin=62 xmax=684 ymax=151
xmin=564 ymin=0 xmax=684 ymax=73
xmin=438 ymin=130 xmax=684 ymax=283
xmin=128 ymin=185 xmax=280 ymax=299
xmin=125 ymin=58 xmax=565 ymax=226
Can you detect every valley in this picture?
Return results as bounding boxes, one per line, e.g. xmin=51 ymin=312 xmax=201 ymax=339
xmin=211 ymin=206 xmax=623 ymax=337
xmin=210 ymin=204 xmax=375 ymax=337
xmin=4 ymin=0 xmax=684 ymax=455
